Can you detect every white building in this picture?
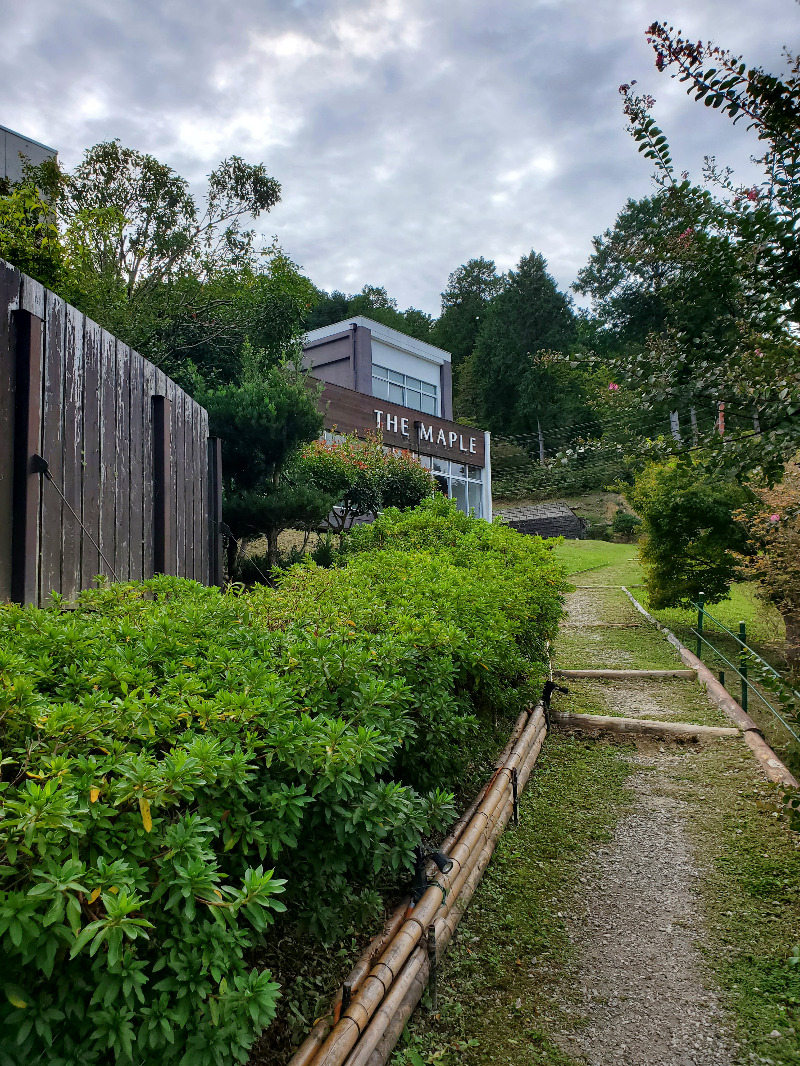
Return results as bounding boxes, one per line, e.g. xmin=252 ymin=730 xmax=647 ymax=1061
xmin=303 ymin=316 xmax=492 ymax=519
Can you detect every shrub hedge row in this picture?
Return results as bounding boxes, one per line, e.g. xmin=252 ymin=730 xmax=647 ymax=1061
xmin=0 ymin=497 xmax=566 ymax=1065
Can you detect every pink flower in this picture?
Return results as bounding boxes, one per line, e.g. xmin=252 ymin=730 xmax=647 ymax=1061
xmin=608 ymin=382 xmax=620 ymax=391
xmin=746 ymin=187 xmax=759 ymax=202
xmin=770 ymin=513 xmax=780 ymax=523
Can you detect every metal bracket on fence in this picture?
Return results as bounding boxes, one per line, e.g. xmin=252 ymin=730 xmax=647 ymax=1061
xmin=341 ymin=983 xmax=352 ymax=1014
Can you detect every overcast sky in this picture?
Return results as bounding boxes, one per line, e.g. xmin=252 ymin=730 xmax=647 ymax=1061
xmin=2 ymin=0 xmax=798 ymax=314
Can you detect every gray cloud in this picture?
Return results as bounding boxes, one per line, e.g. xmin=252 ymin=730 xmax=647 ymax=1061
xmin=1 ymin=0 xmax=798 ymax=313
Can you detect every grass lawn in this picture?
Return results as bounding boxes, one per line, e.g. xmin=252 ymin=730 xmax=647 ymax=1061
xmin=551 ymin=538 xmax=795 ymax=765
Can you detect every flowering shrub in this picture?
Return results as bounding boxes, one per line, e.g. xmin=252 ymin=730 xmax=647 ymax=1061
xmin=0 ymin=498 xmax=565 ymax=1065
xmin=295 ymin=432 xmax=436 ymax=530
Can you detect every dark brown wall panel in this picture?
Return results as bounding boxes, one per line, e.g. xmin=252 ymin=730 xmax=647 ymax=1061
xmin=81 ymin=320 xmax=102 ymax=589
xmin=1 ymin=259 xmax=213 ymax=603
xmin=114 ymin=344 xmax=131 ymax=581
xmin=39 ymin=292 xmax=65 ymax=600
xmin=0 ymin=263 xmax=20 ymax=601
xmin=128 ymin=353 xmax=145 ymax=581
xmin=99 ymin=332 xmax=117 ymax=582
xmin=60 ymin=304 xmax=84 ymax=601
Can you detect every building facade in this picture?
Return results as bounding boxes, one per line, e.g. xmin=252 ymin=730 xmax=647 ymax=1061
xmin=1 ymin=124 xmax=57 ymax=186
xmin=303 ymin=316 xmax=491 ymax=519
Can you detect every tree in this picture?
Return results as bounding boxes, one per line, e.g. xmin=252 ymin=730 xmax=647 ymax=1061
xmin=736 ymin=463 xmax=800 ymax=673
xmin=304 ymin=284 xmax=434 ymax=342
xmin=432 ymin=257 xmax=505 ymax=373
xmin=295 ymin=434 xmax=436 ymax=532
xmin=201 ymin=345 xmax=330 ymax=569
xmin=626 ymin=460 xmax=752 ymax=608
xmin=0 ymin=143 xmax=305 ymax=391
xmin=604 ymin=25 xmax=800 ymax=480
xmin=457 ymin=251 xmax=580 ymax=435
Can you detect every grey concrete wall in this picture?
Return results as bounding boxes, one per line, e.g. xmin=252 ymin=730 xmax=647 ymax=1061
xmin=1 ymin=126 xmax=57 ymax=185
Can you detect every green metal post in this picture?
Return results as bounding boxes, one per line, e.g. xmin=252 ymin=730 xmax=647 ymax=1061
xmin=696 ymin=593 xmax=705 ymax=660
xmin=718 ymin=671 xmax=725 ymax=688
xmin=740 ymin=621 xmax=748 ymax=713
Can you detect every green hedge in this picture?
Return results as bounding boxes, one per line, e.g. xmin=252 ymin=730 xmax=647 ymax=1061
xmin=0 ymin=497 xmax=565 ymax=1065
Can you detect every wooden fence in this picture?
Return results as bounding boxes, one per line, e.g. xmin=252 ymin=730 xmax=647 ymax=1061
xmin=0 ymin=259 xmax=223 ymax=606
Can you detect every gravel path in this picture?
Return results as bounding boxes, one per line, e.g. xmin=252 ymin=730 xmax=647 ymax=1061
xmin=553 ymin=587 xmax=737 ymax=1065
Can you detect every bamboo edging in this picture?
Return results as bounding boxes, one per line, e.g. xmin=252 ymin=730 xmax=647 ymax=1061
xmin=551 ymin=709 xmax=740 ymax=740
xmin=289 ymin=704 xmax=548 ymax=1066
xmin=287 ymin=710 xmax=532 ymax=1066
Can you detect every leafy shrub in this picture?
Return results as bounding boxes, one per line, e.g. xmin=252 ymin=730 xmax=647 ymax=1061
xmin=626 ymin=460 xmax=752 ymax=608
xmin=0 ymin=498 xmax=565 ymax=1064
xmin=296 ymin=433 xmax=436 ymax=531
xmin=611 ymin=509 xmax=642 ymax=539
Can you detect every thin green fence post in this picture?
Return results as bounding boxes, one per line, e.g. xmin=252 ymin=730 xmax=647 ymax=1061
xmin=740 ymin=621 xmax=748 ymax=713
xmin=696 ymin=593 xmax=705 ymax=660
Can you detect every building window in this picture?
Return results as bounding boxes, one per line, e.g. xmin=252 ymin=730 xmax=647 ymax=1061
xmin=372 ymin=364 xmax=438 ymax=415
xmin=419 ymin=456 xmax=483 ymax=518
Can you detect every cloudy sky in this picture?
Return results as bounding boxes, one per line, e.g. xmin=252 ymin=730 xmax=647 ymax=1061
xmin=2 ymin=0 xmax=798 ymax=314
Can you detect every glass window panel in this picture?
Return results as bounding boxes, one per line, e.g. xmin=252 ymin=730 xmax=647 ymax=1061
xmin=452 ymin=463 xmax=468 ymax=479
xmin=467 ymin=465 xmax=483 ymax=480
xmin=468 ymin=481 xmax=483 ymax=518
xmin=406 ymin=390 xmax=422 ymax=411
xmin=432 ymin=457 xmax=449 ymax=474
xmin=421 ymin=381 xmax=437 ymax=395
xmin=388 ymin=369 xmax=404 ymax=384
xmin=373 ymin=365 xmax=389 ymax=380
xmin=417 ymin=454 xmax=432 ymax=468
xmin=434 ymin=475 xmax=449 ymax=496
xmin=421 ymin=394 xmax=436 ymax=415
xmin=372 ymin=377 xmax=389 ymax=400
xmin=405 ymin=376 xmax=421 ymax=391
xmin=389 ymin=384 xmax=404 ymax=404
xmin=451 ymin=479 xmax=468 ymax=514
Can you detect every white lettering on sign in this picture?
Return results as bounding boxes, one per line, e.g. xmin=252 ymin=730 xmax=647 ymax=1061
xmin=375 ymin=410 xmax=481 ymax=459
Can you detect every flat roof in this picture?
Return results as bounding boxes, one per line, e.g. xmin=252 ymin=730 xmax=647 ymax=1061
xmin=0 ymin=122 xmax=57 ymax=156
xmin=304 ymin=315 xmax=452 ymax=365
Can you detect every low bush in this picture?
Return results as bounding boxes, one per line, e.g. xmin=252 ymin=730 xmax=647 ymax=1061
xmin=0 ymin=498 xmax=566 ymax=1065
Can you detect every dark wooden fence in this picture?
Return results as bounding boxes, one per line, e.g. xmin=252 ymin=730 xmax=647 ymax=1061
xmin=0 ymin=259 xmax=223 ymax=606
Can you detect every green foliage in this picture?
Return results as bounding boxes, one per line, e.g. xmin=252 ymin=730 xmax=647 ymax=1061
xmin=458 ymin=251 xmax=581 ymax=434
xmin=296 ymin=433 xmax=436 ymax=532
xmin=0 ymin=500 xmax=565 ymax=1064
xmin=0 ymin=179 xmax=66 ymax=290
xmin=611 ymin=509 xmax=642 ymax=538
xmin=603 ymin=27 xmax=800 ymax=480
xmin=306 ymin=285 xmax=434 ymax=342
xmin=432 ymin=257 xmax=506 ymax=373
xmin=202 ymin=348 xmax=329 ymax=567
xmin=626 ymin=460 xmax=752 ymax=608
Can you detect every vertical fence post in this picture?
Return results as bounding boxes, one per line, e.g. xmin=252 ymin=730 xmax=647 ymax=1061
xmin=740 ymin=621 xmax=748 ymax=713
xmin=207 ymin=437 xmax=223 ymax=588
xmin=152 ymin=396 xmax=173 ymax=575
xmin=11 ymin=310 xmax=43 ymax=605
xmin=696 ymin=593 xmax=705 ymax=660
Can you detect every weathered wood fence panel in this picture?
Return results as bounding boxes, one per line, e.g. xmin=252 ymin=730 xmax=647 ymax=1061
xmin=0 ymin=258 xmax=224 ymax=605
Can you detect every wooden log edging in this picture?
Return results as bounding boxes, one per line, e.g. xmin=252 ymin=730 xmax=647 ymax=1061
xmin=295 ymin=705 xmax=549 ymax=1066
xmin=555 ymin=668 xmax=697 ymax=680
xmin=551 ymin=710 xmax=740 ymax=740
xmin=620 ymin=587 xmax=799 ymax=789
